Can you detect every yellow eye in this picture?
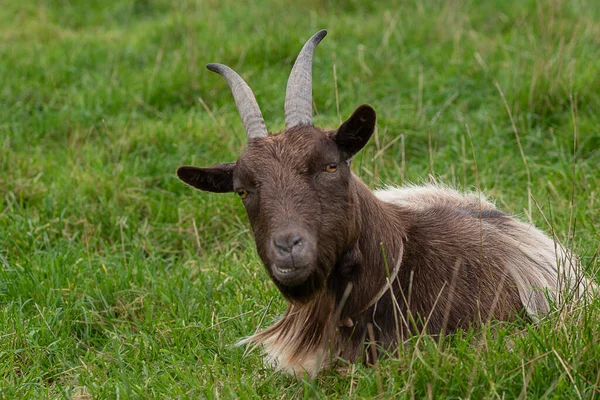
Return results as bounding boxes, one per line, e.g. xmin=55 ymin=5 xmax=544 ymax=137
xmin=325 ymin=163 xmax=338 ymax=173
xmin=237 ymin=189 xmax=248 ymax=199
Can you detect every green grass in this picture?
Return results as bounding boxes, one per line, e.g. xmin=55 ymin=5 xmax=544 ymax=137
xmin=1 ymin=0 xmax=599 ymax=397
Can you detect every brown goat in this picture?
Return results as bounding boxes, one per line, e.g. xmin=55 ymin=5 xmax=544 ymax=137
xmin=177 ymin=30 xmax=595 ymax=375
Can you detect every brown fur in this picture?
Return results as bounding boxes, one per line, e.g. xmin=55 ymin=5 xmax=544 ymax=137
xmin=240 ymin=172 xmax=527 ymax=375
xmin=177 ymin=37 xmax=596 ymax=374
xmin=179 ymin=120 xmax=595 ymax=376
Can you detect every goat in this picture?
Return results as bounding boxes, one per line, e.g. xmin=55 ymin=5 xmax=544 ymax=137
xmin=177 ymin=30 xmax=595 ymax=376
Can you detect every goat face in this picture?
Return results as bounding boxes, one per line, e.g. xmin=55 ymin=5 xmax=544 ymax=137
xmin=177 ymin=105 xmax=376 ymax=302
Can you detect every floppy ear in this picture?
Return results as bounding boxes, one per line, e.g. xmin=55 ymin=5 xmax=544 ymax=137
xmin=331 ymin=104 xmax=376 ymax=159
xmin=176 ymin=163 xmax=235 ymax=193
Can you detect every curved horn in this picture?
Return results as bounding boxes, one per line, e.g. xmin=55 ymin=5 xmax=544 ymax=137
xmin=206 ymin=63 xmax=268 ymax=139
xmin=284 ymin=29 xmax=327 ymax=128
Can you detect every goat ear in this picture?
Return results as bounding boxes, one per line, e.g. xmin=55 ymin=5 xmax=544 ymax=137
xmin=331 ymin=104 xmax=376 ymax=159
xmin=176 ymin=163 xmax=235 ymax=193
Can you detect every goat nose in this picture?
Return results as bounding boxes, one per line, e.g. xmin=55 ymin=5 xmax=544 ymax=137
xmin=273 ymin=234 xmax=304 ymax=255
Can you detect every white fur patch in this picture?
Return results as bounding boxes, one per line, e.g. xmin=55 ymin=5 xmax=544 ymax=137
xmin=374 ymin=183 xmax=497 ymax=211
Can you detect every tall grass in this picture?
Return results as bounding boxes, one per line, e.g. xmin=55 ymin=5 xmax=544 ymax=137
xmin=1 ymin=0 xmax=599 ymax=397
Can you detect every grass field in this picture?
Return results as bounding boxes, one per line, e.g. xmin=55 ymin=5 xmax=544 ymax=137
xmin=1 ymin=0 xmax=600 ymax=397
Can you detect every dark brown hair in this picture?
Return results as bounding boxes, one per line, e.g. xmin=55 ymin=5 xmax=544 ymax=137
xmin=177 ymin=30 xmax=595 ymax=376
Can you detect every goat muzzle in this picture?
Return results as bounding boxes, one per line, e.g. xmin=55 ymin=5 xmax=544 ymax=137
xmin=268 ymin=227 xmax=316 ymax=287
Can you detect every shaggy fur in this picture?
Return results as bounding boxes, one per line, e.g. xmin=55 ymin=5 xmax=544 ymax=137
xmin=177 ymin=30 xmax=596 ymax=377
xmin=179 ymin=106 xmax=596 ymax=378
xmin=239 ymin=182 xmax=594 ymax=376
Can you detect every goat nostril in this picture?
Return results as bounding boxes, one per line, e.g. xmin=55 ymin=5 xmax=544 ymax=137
xmin=290 ymin=235 xmax=302 ymax=247
xmin=273 ymin=235 xmax=304 ymax=254
xmin=273 ymin=238 xmax=290 ymax=254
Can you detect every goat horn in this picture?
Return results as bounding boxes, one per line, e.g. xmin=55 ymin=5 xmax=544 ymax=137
xmin=206 ymin=63 xmax=268 ymax=139
xmin=284 ymin=29 xmax=327 ymax=128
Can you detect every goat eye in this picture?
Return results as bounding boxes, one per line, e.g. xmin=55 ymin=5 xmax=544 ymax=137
xmin=237 ymin=189 xmax=248 ymax=199
xmin=325 ymin=163 xmax=338 ymax=173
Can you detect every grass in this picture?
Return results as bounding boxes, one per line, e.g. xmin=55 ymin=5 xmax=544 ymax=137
xmin=1 ymin=0 xmax=599 ymax=397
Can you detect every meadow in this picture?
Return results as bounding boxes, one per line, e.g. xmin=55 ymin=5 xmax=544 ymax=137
xmin=1 ymin=0 xmax=599 ymax=397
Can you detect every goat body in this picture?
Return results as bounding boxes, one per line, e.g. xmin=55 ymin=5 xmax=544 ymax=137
xmin=240 ymin=180 xmax=590 ymax=375
xmin=177 ymin=30 xmax=595 ymax=376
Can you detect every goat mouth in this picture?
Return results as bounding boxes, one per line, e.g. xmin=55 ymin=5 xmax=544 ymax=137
xmin=271 ymin=260 xmax=314 ymax=287
xmin=275 ymin=265 xmax=296 ymax=274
